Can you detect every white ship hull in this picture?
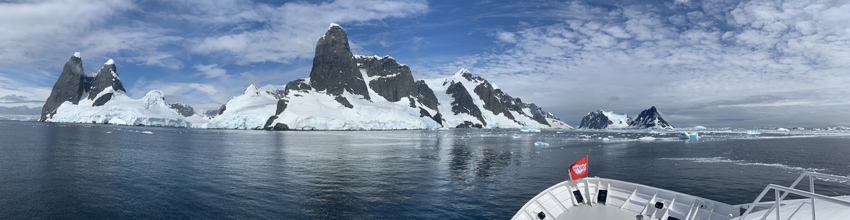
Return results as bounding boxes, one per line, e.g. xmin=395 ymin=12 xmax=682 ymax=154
xmin=514 ymin=172 xmax=850 ymax=220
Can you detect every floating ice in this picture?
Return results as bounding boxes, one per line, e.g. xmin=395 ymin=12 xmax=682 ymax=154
xmin=520 ymin=128 xmax=541 ymax=132
xmin=639 ymin=136 xmax=655 ymax=141
xmin=534 ymin=141 xmax=549 ymax=146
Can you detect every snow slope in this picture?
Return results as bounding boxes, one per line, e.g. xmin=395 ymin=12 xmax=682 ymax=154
xmin=423 ymin=69 xmax=559 ymax=129
xmin=205 ymin=84 xmax=283 ymax=129
xmin=601 ymin=110 xmax=631 ymax=128
xmin=268 ymin=72 xmax=442 ymax=130
xmin=48 ymin=89 xmax=198 ymax=127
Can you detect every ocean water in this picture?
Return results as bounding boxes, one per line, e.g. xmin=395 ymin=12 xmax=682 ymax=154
xmin=1 ymin=121 xmax=849 ymax=219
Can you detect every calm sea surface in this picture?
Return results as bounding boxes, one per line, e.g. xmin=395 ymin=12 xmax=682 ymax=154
xmin=1 ymin=120 xmax=849 ymax=219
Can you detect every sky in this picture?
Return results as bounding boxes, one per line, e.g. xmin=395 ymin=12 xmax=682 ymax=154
xmin=1 ymin=0 xmax=849 ymax=128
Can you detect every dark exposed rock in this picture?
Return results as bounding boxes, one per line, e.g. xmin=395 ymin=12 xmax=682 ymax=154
xmin=579 ymin=110 xmax=611 ymax=129
xmin=272 ymin=122 xmax=289 ymax=130
xmin=474 ymin=82 xmax=515 ymax=121
xmin=275 ymin=99 xmax=289 ymax=115
xmin=92 ymin=93 xmax=114 ymax=107
xmin=446 ymin=81 xmax=486 ymax=126
xmin=264 ymin=116 xmax=278 ymax=130
xmin=629 ymin=106 xmax=673 ymax=129
xmin=218 ymin=104 xmax=227 ymax=115
xmin=264 ymin=115 xmax=289 ymax=130
xmin=414 ymin=80 xmax=439 ymax=110
xmin=432 ymin=112 xmax=443 ymax=125
xmin=527 ymin=103 xmax=552 ymax=126
xmin=455 ymin=121 xmax=483 ymax=128
xmin=204 ymin=109 xmax=220 ymax=118
xmin=40 ymin=54 xmax=92 ymax=121
xmin=356 ymin=56 xmax=415 ymax=102
xmin=507 ymin=97 xmax=526 ymax=113
xmin=450 ymin=70 xmax=562 ymax=128
xmin=266 ymin=89 xmax=286 ymax=99
xmin=578 ymin=110 xmax=630 ymax=129
xmin=284 ymin=79 xmax=312 ymax=95
xmin=335 ymin=96 xmax=353 ymax=108
xmin=309 ymin=25 xmax=370 ymax=100
xmin=459 ymin=71 xmax=484 ymax=82
xmin=419 ymin=107 xmax=442 ymax=126
xmin=168 ymin=103 xmax=195 ymax=117
xmin=87 ymin=61 xmax=125 ymax=102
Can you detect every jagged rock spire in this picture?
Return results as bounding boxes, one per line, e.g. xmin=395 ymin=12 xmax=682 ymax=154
xmin=309 ymin=24 xmax=370 ymax=100
xmin=88 ymin=59 xmax=126 ymax=106
xmin=40 ymin=53 xmax=90 ymax=121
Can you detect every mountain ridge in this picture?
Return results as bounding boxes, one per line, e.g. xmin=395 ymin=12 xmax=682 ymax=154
xmin=578 ymin=106 xmax=673 ymax=129
xmin=39 ymin=24 xmax=571 ymax=130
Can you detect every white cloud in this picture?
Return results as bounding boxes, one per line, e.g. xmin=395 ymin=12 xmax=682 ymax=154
xmin=152 ymin=0 xmax=263 ymax=25
xmin=0 ymin=75 xmax=52 ymax=114
xmin=194 ymin=64 xmax=228 ymax=79
xmin=435 ymin=0 xmax=850 ymax=127
xmin=410 ymin=36 xmax=425 ymax=52
xmin=0 ymin=0 xmax=186 ymax=69
xmin=190 ymin=0 xmax=429 ymax=64
xmin=496 ymin=32 xmax=517 ymax=43
xmin=130 ymin=80 xmax=232 ymax=110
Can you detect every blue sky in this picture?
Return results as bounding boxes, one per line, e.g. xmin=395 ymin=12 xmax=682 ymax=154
xmin=1 ymin=0 xmax=849 ymax=127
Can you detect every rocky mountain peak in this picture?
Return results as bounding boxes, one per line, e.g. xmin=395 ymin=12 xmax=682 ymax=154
xmin=309 ymin=24 xmax=370 ymax=100
xmin=40 ymin=53 xmax=91 ymax=121
xmin=578 ymin=109 xmax=632 ymax=129
xmin=630 ymin=106 xmax=673 ymax=129
xmin=452 ymin=68 xmax=484 ymax=83
xmin=168 ymin=102 xmax=196 ymax=117
xmin=356 ymin=55 xmax=415 ymax=102
xmin=88 ymin=58 xmax=126 ymax=106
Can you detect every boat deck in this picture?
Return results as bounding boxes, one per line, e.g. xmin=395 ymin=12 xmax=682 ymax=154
xmin=513 ymin=177 xmax=737 ymax=220
xmin=554 ymin=204 xmax=641 ymax=220
xmin=738 ymin=196 xmax=850 ymax=220
xmin=514 ymin=173 xmax=850 ymax=220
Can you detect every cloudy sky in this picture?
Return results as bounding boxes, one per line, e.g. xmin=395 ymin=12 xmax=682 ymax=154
xmin=1 ymin=0 xmax=849 ymax=127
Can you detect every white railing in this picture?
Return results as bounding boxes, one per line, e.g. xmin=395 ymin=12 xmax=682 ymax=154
xmin=738 ymin=172 xmax=850 ymax=220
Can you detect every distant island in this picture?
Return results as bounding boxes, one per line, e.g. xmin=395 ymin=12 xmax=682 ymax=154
xmin=578 ymin=106 xmax=673 ymax=129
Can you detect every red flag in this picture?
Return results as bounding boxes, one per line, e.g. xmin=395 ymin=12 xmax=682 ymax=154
xmin=569 ymin=157 xmax=588 ymax=180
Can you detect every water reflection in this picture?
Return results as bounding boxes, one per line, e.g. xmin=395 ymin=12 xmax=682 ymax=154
xmin=5 ymin=122 xmax=850 ymax=219
xmin=445 ymin=130 xmax=522 ymax=188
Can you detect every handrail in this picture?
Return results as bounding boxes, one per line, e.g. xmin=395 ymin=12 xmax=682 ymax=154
xmin=738 ymin=172 xmax=850 ymax=220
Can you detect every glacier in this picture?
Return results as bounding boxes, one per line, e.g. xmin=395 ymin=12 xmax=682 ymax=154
xmin=48 ymin=89 xmax=202 ymax=128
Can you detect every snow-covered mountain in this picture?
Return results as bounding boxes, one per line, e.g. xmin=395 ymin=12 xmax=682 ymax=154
xmin=629 ymin=106 xmax=673 ymax=129
xmin=578 ymin=110 xmax=632 ymax=129
xmin=420 ymin=69 xmax=572 ymax=129
xmin=40 ymin=24 xmax=570 ymax=130
xmin=40 ymin=54 xmax=206 ymax=127
xmin=168 ymin=103 xmax=196 ymax=117
xmin=205 ymin=84 xmax=284 ymax=129
xmin=259 ymin=24 xmax=571 ymax=130
xmin=578 ymin=106 xmax=674 ymax=129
